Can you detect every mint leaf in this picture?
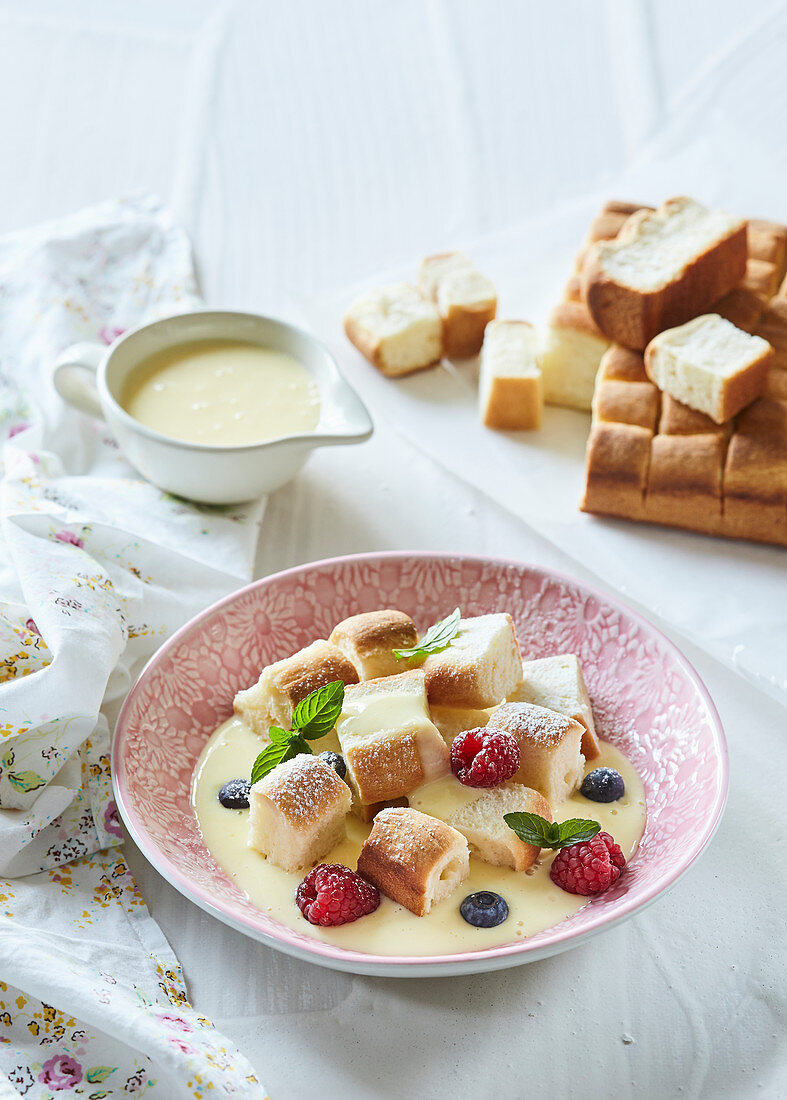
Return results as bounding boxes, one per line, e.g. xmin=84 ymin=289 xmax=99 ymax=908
xmin=504 ymin=811 xmax=601 ymax=850
xmin=250 ymin=733 xmax=315 ymax=785
xmin=394 ymin=607 xmax=461 ymax=660
xmin=555 ymin=818 xmax=601 ymax=846
xmin=268 ymin=726 xmax=290 ymax=743
xmin=291 ymin=680 xmax=345 ymax=740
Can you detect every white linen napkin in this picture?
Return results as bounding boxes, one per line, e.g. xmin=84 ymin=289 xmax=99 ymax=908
xmin=0 ymin=196 xmax=266 ymax=1097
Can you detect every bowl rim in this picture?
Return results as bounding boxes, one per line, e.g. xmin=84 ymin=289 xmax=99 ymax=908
xmin=113 ymin=550 xmax=729 ymax=976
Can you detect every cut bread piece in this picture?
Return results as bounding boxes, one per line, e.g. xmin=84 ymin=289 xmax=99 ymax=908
xmin=446 ymin=782 xmax=552 ymax=872
xmin=644 ymin=433 xmax=725 ymax=535
xmin=583 ymin=197 xmax=747 ymax=349
xmin=658 ymin=392 xmax=732 ymax=439
xmin=344 ymin=283 xmax=442 ymax=377
xmin=329 ymin=609 xmax=417 ymax=681
xmin=487 ymin=702 xmax=585 ymax=805
xmin=337 ymin=669 xmax=449 ymax=805
xmin=479 ymin=320 xmax=542 ymax=430
xmin=419 ymin=252 xmax=497 ymax=358
xmin=430 ymin=706 xmax=492 ymax=745
xmin=712 ymin=287 xmax=765 ymax=333
xmin=747 ymin=219 xmax=787 ymax=274
xmin=356 ymin=806 xmax=469 ymax=916
xmin=350 ymin=794 xmax=408 ymax=825
xmin=539 ymin=302 xmax=611 ymax=410
xmin=644 ymin=314 xmax=773 ymax=424
xmin=247 ymin=754 xmax=352 ymax=872
xmin=234 ymin=640 xmax=359 ymax=737
xmin=511 ymin=654 xmax=600 ymax=759
xmin=722 ymin=398 xmax=787 ymax=545
xmin=581 ymin=422 xmax=652 ymax=520
xmin=423 ymin=613 xmax=523 ymax=709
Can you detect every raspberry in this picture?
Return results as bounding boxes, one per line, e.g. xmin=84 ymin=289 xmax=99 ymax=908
xmin=296 ymin=863 xmax=380 ymax=926
xmin=451 ymin=727 xmax=520 ymax=788
xmin=549 ymin=832 xmax=626 ymax=896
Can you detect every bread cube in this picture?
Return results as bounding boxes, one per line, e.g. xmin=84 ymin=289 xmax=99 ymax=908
xmin=446 ymin=783 xmax=553 ymax=872
xmin=337 ymin=669 xmax=449 ymax=805
xmin=747 ymin=219 xmax=787 ymax=275
xmin=644 ymin=433 xmax=725 ymax=535
xmin=423 ymin=613 xmax=523 ymax=709
xmin=658 ymin=393 xmax=731 ymax=439
xmin=645 ymin=314 xmax=773 ymax=424
xmin=583 ymin=197 xmax=747 ymax=349
xmin=512 ymin=654 xmax=600 ymax=759
xmin=713 ymin=287 xmax=765 ymax=333
xmin=419 ymin=251 xmax=497 ymax=358
xmin=430 ymin=706 xmax=492 ymax=745
xmin=329 ymin=609 xmax=417 ymax=681
xmin=356 ymin=807 xmax=469 ymax=916
xmin=487 ymin=702 xmax=584 ymax=805
xmin=247 ymin=754 xmax=352 ymax=872
xmin=344 ymin=283 xmax=442 ymax=377
xmin=479 ymin=320 xmax=543 ymax=430
xmin=581 ymin=422 xmax=652 ymax=520
xmin=234 ymin=640 xmax=359 ymax=737
xmin=539 ymin=302 xmax=611 ymax=410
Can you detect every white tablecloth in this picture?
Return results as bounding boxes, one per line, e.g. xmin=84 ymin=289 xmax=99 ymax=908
xmin=1 ymin=2 xmax=785 ymax=1097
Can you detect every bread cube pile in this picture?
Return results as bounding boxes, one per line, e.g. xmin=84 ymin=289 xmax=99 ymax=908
xmin=235 ymin=608 xmax=602 ymax=919
xmin=573 ymin=198 xmax=787 ymax=546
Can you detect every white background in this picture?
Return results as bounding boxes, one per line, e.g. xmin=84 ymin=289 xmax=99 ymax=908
xmin=1 ymin=2 xmax=785 ymax=1097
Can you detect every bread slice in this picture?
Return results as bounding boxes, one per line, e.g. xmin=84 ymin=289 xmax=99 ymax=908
xmin=329 ymin=609 xmax=417 ymax=680
xmin=337 ymin=669 xmax=449 ymax=805
xmin=356 ymin=806 xmax=469 ymax=916
xmin=418 ymin=252 xmax=497 ymax=358
xmin=539 ymin=302 xmax=611 ymax=410
xmin=247 ymin=754 xmax=352 ymax=872
xmin=430 ymin=706 xmax=492 ymax=745
xmin=344 ymin=283 xmax=442 ymax=377
xmin=644 ymin=314 xmax=773 ymax=424
xmin=487 ymin=702 xmax=585 ymax=805
xmin=511 ymin=654 xmax=600 ymax=759
xmin=479 ymin=320 xmax=542 ymax=430
xmin=234 ymin=640 xmax=359 ymax=736
xmin=423 ymin=613 xmax=523 ymax=709
xmin=446 ymin=782 xmax=552 ymax=872
xmin=583 ymin=197 xmax=747 ymax=349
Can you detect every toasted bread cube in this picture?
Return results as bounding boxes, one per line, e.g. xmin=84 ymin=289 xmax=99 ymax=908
xmin=644 ymin=314 xmax=773 ymax=424
xmin=742 ymin=258 xmax=781 ymax=303
xmin=430 ymin=706 xmax=492 ymax=745
xmin=511 ymin=654 xmax=600 ymax=760
xmin=747 ymin=219 xmax=787 ymax=274
xmin=479 ymin=320 xmax=543 ymax=430
xmin=248 ymin=754 xmax=352 ymax=872
xmin=539 ymin=302 xmax=611 ymax=410
xmin=356 ymin=807 xmax=469 ymax=916
xmin=423 ymin=613 xmax=523 ymax=709
xmin=713 ymin=287 xmax=765 ymax=333
xmin=449 ymin=783 xmax=552 ymax=871
xmin=723 ymin=399 xmax=787 ymax=545
xmin=487 ymin=702 xmax=584 ymax=805
xmin=234 ymin=640 xmax=359 ymax=737
xmin=337 ymin=669 xmax=449 ymax=805
xmin=329 ymin=609 xmax=417 ymax=681
xmin=658 ymin=393 xmax=731 ymax=439
xmin=344 ymin=283 xmax=442 ymax=377
xmin=581 ymin=422 xmax=652 ymax=520
xmin=419 ymin=252 xmax=497 ymax=358
xmin=592 ymin=376 xmax=660 ymax=432
xmin=583 ymin=197 xmax=747 ymax=349
xmin=644 ymin=433 xmax=725 ymax=535
xmin=598 ymin=345 xmax=650 ymax=383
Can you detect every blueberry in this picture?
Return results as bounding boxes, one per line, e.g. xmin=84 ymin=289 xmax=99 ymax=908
xmin=459 ymin=891 xmax=509 ymax=928
xmin=218 ymin=778 xmax=251 ymax=809
xmin=319 ymin=751 xmax=347 ymax=780
xmin=580 ymin=767 xmax=625 ymax=803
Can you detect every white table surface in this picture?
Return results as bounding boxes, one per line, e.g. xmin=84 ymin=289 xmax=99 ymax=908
xmin=2 ymin=2 xmax=785 ymax=1097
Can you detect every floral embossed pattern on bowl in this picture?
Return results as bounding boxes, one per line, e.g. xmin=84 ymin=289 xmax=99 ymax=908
xmin=112 ymin=552 xmax=727 ymax=977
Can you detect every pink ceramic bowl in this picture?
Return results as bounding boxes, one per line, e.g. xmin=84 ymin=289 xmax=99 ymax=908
xmin=113 ymin=552 xmax=728 ymax=977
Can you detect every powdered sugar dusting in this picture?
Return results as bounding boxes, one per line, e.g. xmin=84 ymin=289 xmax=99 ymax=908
xmin=488 ymin=702 xmax=574 ymax=747
xmin=257 ymin=754 xmax=348 ymax=824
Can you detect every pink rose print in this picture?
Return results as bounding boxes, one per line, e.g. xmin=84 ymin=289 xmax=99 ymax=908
xmin=39 ymin=1054 xmax=83 ymax=1090
xmin=25 ymin=618 xmax=40 ymax=636
xmin=103 ymin=800 xmax=123 ymax=839
xmin=8 ymin=423 xmax=30 ymax=438
xmin=99 ymin=326 xmax=125 ymax=346
xmin=168 ymin=1037 xmax=193 ymax=1055
xmin=54 ymin=530 xmax=84 ymax=549
xmin=159 ymin=1012 xmax=193 ymax=1032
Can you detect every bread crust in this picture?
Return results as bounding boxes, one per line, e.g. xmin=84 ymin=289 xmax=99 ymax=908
xmin=482 ymin=374 xmax=542 ymax=430
xmin=644 ymin=434 xmax=725 ymax=535
xmin=581 ymin=423 xmax=652 ymax=520
xmin=582 ymin=202 xmax=748 ymax=349
xmin=343 ymin=313 xmax=440 ymax=378
xmin=330 ymin=609 xmax=417 ymax=676
xmin=442 ymin=302 xmax=497 ymax=359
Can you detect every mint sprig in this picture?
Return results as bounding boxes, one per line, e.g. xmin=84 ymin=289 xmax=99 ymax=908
xmin=250 ymin=680 xmax=345 ymax=784
xmin=503 ymin=811 xmax=601 ymax=850
xmin=394 ymin=607 xmax=461 ymax=660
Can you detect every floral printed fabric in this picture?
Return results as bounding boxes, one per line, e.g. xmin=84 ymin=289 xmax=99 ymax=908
xmin=0 ymin=197 xmax=266 ymax=1097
